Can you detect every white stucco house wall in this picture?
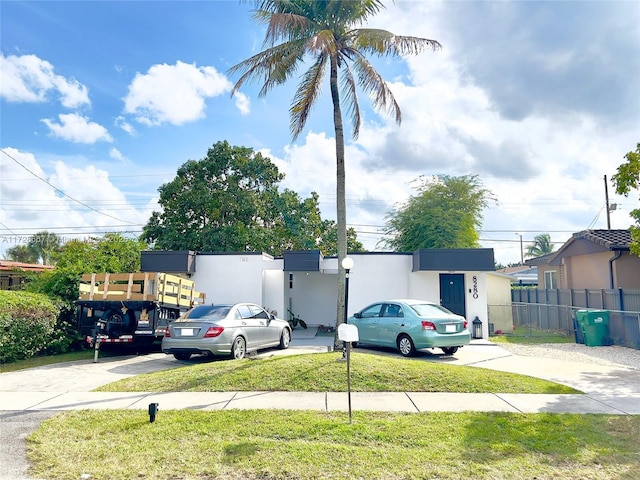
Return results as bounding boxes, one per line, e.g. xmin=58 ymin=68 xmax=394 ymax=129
xmin=141 ymin=248 xmax=509 ymax=339
xmin=485 ymin=272 xmax=515 ymax=334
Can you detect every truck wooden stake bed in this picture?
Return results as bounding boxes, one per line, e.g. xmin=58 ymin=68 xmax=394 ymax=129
xmin=77 ymin=272 xmax=205 ymax=346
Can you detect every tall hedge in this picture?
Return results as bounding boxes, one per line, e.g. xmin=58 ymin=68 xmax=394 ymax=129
xmin=0 ymin=290 xmax=59 ymax=363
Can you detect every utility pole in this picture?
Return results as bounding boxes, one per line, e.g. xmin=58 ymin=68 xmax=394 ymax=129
xmin=516 ymin=233 xmax=524 ymax=264
xmin=604 ymin=175 xmax=611 ymax=229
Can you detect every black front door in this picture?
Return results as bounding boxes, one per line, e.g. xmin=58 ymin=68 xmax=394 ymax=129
xmin=440 ymin=274 xmax=466 ymax=317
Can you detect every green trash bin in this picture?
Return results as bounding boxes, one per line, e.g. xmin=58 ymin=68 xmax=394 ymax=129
xmin=576 ymin=310 xmax=610 ymax=347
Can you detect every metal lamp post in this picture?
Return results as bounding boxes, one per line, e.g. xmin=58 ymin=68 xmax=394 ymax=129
xmin=341 ymin=257 xmax=354 ymax=360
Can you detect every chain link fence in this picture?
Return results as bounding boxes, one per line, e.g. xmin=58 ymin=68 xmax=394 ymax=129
xmin=489 ymin=302 xmax=640 ymax=349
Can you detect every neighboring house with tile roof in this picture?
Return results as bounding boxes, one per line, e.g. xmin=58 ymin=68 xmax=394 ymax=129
xmin=0 ymin=260 xmax=54 ymax=290
xmin=526 ymin=229 xmax=640 ymax=289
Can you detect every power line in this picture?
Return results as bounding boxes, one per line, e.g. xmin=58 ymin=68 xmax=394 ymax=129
xmin=0 ymin=148 xmax=139 ymax=226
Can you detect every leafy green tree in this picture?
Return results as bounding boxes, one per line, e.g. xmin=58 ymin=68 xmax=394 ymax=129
xmin=52 ymin=233 xmax=146 ymax=274
xmin=317 ymin=220 xmax=364 ymax=256
xmin=230 ymin=0 xmax=439 ymax=343
xmin=143 ymin=141 xmax=282 ymax=253
xmin=612 ymin=143 xmax=640 ymax=256
xmin=28 ymin=231 xmax=61 ymax=265
xmin=525 ymin=233 xmax=556 ymax=258
xmin=270 ymin=191 xmax=364 ymax=255
xmin=142 ymin=141 xmax=345 ymax=256
xmin=381 ymin=175 xmax=494 ymax=251
xmin=5 ymin=245 xmax=39 ymax=263
xmin=4 ymin=231 xmax=59 ymax=264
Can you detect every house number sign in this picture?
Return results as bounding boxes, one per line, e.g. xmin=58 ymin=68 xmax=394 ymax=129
xmin=472 ymin=275 xmax=479 ymax=299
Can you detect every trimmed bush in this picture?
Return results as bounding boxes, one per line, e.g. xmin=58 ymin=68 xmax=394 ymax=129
xmin=0 ymin=291 xmax=59 ymax=363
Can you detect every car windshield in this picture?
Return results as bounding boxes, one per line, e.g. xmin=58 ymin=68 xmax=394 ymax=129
xmin=410 ymin=303 xmax=456 ymax=318
xmin=180 ymin=305 xmax=231 ymax=321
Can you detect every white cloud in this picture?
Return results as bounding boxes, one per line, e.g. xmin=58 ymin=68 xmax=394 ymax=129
xmin=41 ymin=113 xmax=113 ymax=144
xmin=115 ymin=116 xmax=137 ymax=135
xmin=123 ymin=61 xmax=236 ymax=126
xmin=0 ymin=147 xmax=47 ymax=203
xmin=263 ymin=131 xmax=425 ymax=249
xmin=109 ymin=147 xmax=126 ymax=162
xmin=234 ymin=91 xmax=251 ymax=115
xmin=0 ymin=147 xmax=148 ymax=256
xmin=0 ymin=53 xmax=90 ymax=108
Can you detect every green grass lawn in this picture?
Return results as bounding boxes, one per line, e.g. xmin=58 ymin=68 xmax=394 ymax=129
xmin=95 ymin=351 xmax=578 ymax=394
xmin=29 ymin=410 xmax=640 ymax=480
xmin=491 ymin=325 xmax=574 ymax=344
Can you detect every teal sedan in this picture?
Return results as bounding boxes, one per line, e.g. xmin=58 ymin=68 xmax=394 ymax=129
xmin=348 ymin=299 xmax=470 ymax=357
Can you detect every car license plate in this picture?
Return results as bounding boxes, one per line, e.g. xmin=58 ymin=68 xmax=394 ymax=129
xmin=445 ymin=325 xmax=456 ymax=333
xmin=180 ymin=328 xmax=194 ymax=336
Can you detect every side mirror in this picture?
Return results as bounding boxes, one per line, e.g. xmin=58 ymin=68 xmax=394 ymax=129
xmin=353 ymin=312 xmax=362 ymax=319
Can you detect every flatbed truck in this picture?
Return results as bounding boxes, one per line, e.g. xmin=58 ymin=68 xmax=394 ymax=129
xmin=77 ymin=272 xmax=205 ymax=346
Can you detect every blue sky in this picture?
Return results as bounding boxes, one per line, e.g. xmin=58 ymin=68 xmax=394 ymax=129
xmin=1 ymin=0 xmax=639 ymax=265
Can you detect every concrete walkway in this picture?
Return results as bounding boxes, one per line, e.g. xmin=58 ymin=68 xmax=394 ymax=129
xmin=3 ymin=387 xmax=638 ymax=415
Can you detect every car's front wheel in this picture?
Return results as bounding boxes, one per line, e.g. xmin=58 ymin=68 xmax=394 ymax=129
xmin=441 ymin=346 xmax=458 ymax=356
xmin=173 ymin=352 xmax=191 ymax=361
xmin=231 ymin=336 xmax=246 ymax=360
xmin=279 ymin=329 xmax=291 ymax=349
xmin=397 ymin=334 xmax=416 ymax=357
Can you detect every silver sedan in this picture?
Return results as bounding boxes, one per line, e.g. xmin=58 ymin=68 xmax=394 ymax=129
xmin=162 ymin=303 xmax=291 ymax=360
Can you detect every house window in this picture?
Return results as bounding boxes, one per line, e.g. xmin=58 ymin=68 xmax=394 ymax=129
xmin=544 ymin=270 xmax=557 ymax=289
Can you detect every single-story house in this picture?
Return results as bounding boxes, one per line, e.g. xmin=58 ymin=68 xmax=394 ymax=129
xmin=526 ymin=229 xmax=640 ymax=289
xmin=141 ymin=248 xmax=513 ymax=339
xmin=0 ymin=260 xmax=54 ymax=290
xmin=497 ymin=265 xmax=538 ymax=286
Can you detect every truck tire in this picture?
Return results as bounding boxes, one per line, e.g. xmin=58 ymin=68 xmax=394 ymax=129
xmin=102 ymin=310 xmax=132 ymax=338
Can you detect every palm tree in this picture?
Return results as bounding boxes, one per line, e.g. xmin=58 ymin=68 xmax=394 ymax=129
xmin=5 ymin=245 xmax=39 ymax=263
xmin=230 ymin=0 xmax=440 ymax=348
xmin=28 ymin=231 xmax=61 ymax=265
xmin=525 ymin=233 xmax=556 ymax=258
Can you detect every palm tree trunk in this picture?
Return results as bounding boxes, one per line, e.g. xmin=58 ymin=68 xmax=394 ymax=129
xmin=329 ymin=56 xmax=347 ymax=351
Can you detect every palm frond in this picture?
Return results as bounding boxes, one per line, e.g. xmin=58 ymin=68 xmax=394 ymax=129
xmin=233 ymin=0 xmax=439 ymax=134
xmin=338 ymin=61 xmax=362 ymax=139
xmin=229 ymin=40 xmax=306 ymax=97
xmin=289 ymin=54 xmax=328 ymax=139
xmin=350 ymin=28 xmax=442 ymax=57
xmin=324 ymin=0 xmax=386 ymax=28
xmin=262 ymin=11 xmax=317 ymax=45
xmin=350 ymin=51 xmax=401 ymax=124
xmin=306 ymin=29 xmax=338 ymax=56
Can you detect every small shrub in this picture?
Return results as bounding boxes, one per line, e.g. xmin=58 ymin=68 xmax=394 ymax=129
xmin=0 ymin=291 xmax=59 ymax=363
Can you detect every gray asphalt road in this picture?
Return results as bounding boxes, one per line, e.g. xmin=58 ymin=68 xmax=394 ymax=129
xmin=0 ymin=411 xmax=56 ymax=480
